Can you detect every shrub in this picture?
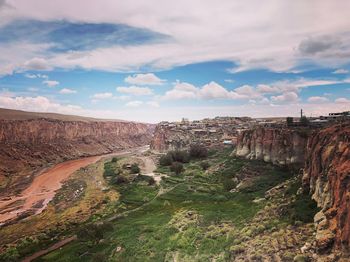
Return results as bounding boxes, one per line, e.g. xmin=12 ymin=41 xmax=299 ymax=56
xmin=130 ymin=163 xmax=140 ymax=174
xmin=111 ymin=157 xmax=118 ymax=163
xmin=169 ymin=150 xmax=190 ymax=163
xmin=189 ymin=144 xmax=208 ymax=158
xmin=170 ymin=162 xmax=184 ymax=175
xmin=159 ymin=154 xmax=173 ymax=166
xmin=223 ymin=178 xmax=236 ymax=191
xmin=111 ymin=175 xmax=128 ymax=185
xmin=148 ymin=177 xmax=156 ymax=185
xmin=200 ymin=161 xmax=210 ymax=170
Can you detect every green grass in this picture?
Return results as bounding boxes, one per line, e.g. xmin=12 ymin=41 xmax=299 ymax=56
xmin=36 ymin=150 xmax=297 ymax=262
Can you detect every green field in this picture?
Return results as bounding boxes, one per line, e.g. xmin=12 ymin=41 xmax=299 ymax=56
xmin=29 ymin=149 xmax=317 ymax=261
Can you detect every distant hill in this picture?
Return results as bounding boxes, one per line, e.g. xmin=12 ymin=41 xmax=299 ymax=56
xmin=0 ymin=108 xmax=122 ymax=122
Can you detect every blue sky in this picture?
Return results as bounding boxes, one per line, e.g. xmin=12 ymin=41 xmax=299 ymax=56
xmin=0 ymin=1 xmax=349 ymax=122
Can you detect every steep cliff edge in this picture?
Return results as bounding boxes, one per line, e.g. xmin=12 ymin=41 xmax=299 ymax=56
xmin=303 ymin=123 xmax=350 ymax=252
xmin=234 ymin=123 xmax=350 ymax=253
xmin=0 ymin=113 xmax=153 ymax=196
xmin=233 ymin=127 xmax=308 ymax=166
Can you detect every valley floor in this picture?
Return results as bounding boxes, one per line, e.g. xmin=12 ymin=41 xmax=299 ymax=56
xmin=0 ymin=148 xmax=320 ymax=262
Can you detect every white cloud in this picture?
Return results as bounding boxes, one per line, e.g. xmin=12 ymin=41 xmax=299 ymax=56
xmin=91 ymin=92 xmax=113 ymax=99
xmin=1 ymin=1 xmax=350 ymax=74
xmin=28 ymin=87 xmax=39 ymax=92
xmin=224 ymin=79 xmax=235 ymax=83
xmin=335 ymin=97 xmax=350 ymax=103
xmin=162 ymin=81 xmax=198 ymax=100
xmin=43 ymin=80 xmax=59 ymax=87
xmin=256 ymin=84 xmax=279 ymax=94
xmin=59 ymin=88 xmax=77 ymax=94
xmin=25 ymin=73 xmax=48 ymax=79
xmin=124 ymin=73 xmax=165 ymax=85
xmin=0 ymin=95 xmax=82 ymax=114
xmin=126 ymin=100 xmax=143 ymax=107
xmin=116 ymin=86 xmax=153 ymax=96
xmin=332 ymin=69 xmax=349 ymax=74
xmin=271 ymin=92 xmax=299 ymax=103
xmin=307 ymin=96 xmax=329 ymax=103
xmin=23 ymin=57 xmax=51 ymax=71
xmin=146 ymin=101 xmax=160 ymax=107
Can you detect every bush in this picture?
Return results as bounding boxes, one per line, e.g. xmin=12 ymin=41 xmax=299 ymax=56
xmin=200 ymin=161 xmax=210 ymax=170
xmin=159 ymin=154 xmax=173 ymax=166
xmin=130 ymin=163 xmax=140 ymax=174
xmin=169 ymin=150 xmax=190 ymax=163
xmin=170 ymin=162 xmax=184 ymax=175
xmin=189 ymin=144 xmax=208 ymax=158
xmin=148 ymin=177 xmax=156 ymax=185
xmin=159 ymin=150 xmax=189 ymax=166
xmin=111 ymin=157 xmax=118 ymax=163
xmin=111 ymin=175 xmax=128 ymax=185
xmin=223 ymin=178 xmax=236 ymax=191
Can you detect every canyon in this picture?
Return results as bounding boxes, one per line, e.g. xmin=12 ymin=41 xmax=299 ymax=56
xmin=234 ymin=122 xmax=350 ymax=254
xmin=0 ymin=108 xmax=153 ymax=198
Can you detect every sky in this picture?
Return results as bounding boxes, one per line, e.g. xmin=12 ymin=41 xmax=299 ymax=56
xmin=0 ymin=0 xmax=349 ymax=123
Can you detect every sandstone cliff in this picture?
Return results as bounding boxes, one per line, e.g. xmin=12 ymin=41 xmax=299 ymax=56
xmin=0 ymin=115 xmax=153 ymax=196
xmin=233 ymin=127 xmax=308 ymax=166
xmin=302 ymin=123 xmax=350 ymax=252
xmin=150 ymin=125 xmax=191 ymax=152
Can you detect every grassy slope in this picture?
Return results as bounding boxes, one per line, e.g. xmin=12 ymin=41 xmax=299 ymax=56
xmin=34 ymin=149 xmax=319 ymax=262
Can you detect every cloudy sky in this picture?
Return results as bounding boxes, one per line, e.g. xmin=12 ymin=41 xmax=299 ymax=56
xmin=0 ymin=0 xmax=349 ymax=123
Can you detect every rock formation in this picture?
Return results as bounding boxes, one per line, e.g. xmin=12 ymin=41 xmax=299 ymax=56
xmin=0 ymin=113 xmax=153 ymax=197
xmin=302 ymin=123 xmax=350 ymax=252
xmin=233 ymin=127 xmax=308 ymax=166
xmin=234 ymin=123 xmax=350 ymax=253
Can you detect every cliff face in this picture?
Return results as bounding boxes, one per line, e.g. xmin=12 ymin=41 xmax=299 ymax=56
xmin=150 ymin=126 xmax=191 ymax=152
xmin=234 ymin=127 xmax=308 ymax=166
xmin=0 ymin=118 xmax=153 ymax=196
xmin=302 ymin=123 xmax=350 ymax=252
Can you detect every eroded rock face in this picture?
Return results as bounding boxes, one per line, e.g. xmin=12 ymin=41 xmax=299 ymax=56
xmin=150 ymin=125 xmax=192 ymax=152
xmin=0 ymin=119 xmax=153 ymax=196
xmin=303 ymin=123 xmax=350 ymax=251
xmin=233 ymin=127 xmax=308 ymax=166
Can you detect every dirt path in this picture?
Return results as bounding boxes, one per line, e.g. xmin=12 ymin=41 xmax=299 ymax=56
xmin=138 ymin=156 xmax=167 ymax=185
xmin=0 ymin=146 xmax=148 ymax=224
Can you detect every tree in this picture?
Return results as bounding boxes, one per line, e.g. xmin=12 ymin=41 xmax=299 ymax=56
xmin=130 ymin=163 xmax=140 ymax=174
xmin=170 ymin=150 xmax=190 ymax=163
xmin=159 ymin=154 xmax=173 ymax=166
xmin=189 ymin=144 xmax=208 ymax=158
xmin=111 ymin=157 xmax=118 ymax=163
xmin=170 ymin=162 xmax=184 ymax=175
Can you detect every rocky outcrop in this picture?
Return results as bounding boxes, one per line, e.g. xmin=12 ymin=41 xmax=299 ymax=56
xmin=234 ymin=127 xmax=308 ymax=166
xmin=150 ymin=125 xmax=192 ymax=152
xmin=302 ymin=123 xmax=350 ymax=252
xmin=0 ymin=118 xmax=153 ymax=196
xmin=235 ymin=123 xmax=350 ymax=253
